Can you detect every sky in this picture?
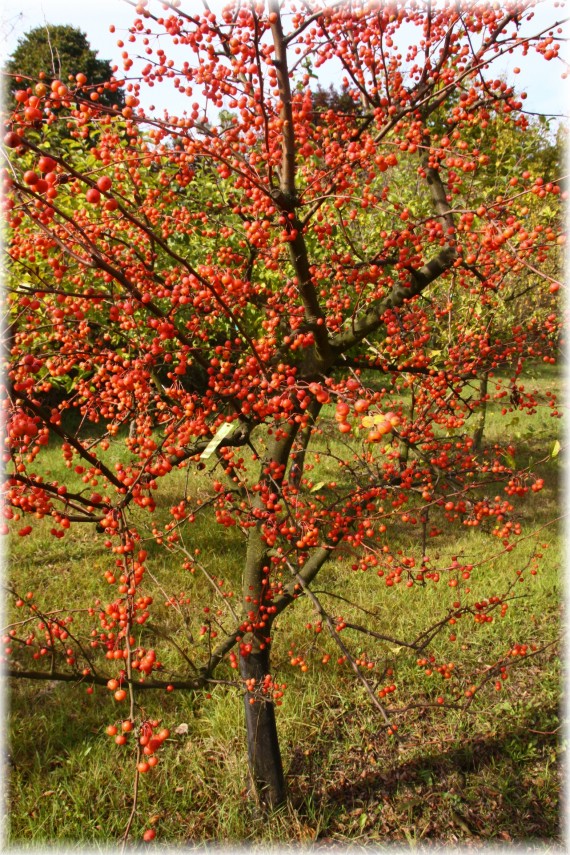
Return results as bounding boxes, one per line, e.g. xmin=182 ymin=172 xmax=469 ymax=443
xmin=1 ymin=0 xmax=568 ymax=123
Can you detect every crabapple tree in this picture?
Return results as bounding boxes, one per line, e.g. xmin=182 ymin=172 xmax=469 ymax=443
xmin=2 ymin=0 xmax=565 ymax=819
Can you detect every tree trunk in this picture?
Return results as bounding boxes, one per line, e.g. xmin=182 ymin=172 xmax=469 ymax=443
xmin=472 ymin=370 xmax=489 ymax=452
xmin=289 ymin=399 xmax=322 ymax=490
xmin=240 ymin=646 xmax=286 ymax=808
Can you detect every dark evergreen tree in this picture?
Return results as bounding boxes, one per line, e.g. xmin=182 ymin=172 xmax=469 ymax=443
xmin=5 ymin=24 xmax=124 ymax=109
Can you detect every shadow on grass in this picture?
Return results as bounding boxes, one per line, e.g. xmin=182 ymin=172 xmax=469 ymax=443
xmin=288 ymin=703 xmax=561 ymax=845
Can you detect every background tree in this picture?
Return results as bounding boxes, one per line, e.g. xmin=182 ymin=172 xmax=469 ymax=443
xmin=2 ymin=0 xmax=565 ymax=841
xmin=5 ymin=24 xmax=124 ymax=109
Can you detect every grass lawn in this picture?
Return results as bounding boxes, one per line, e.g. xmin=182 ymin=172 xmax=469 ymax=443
xmin=4 ymin=363 xmax=563 ymax=846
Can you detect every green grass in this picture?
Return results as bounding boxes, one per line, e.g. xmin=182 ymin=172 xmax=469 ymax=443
xmin=4 ymin=363 xmax=563 ymax=846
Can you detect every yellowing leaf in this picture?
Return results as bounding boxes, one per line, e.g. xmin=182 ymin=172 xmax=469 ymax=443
xmin=361 ymin=413 xmax=386 ymax=428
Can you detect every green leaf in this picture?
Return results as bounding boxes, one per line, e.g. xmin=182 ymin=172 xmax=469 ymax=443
xmin=310 ymin=481 xmax=325 ymax=493
xmin=551 ymin=440 xmax=561 ymax=458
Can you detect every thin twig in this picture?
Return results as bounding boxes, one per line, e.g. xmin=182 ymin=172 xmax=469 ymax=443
xmin=285 ymin=562 xmax=392 ymax=729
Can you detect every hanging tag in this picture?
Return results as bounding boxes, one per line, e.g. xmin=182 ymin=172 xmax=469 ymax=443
xmin=200 ymin=422 xmax=234 ymax=459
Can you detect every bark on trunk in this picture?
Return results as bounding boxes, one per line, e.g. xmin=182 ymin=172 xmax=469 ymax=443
xmin=472 ymin=371 xmax=489 ymax=452
xmin=289 ymin=399 xmax=322 ymax=490
xmin=240 ymin=647 xmax=286 ymax=808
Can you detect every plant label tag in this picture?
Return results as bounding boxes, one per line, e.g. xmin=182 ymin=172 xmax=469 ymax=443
xmin=200 ymin=422 xmax=234 ymax=459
